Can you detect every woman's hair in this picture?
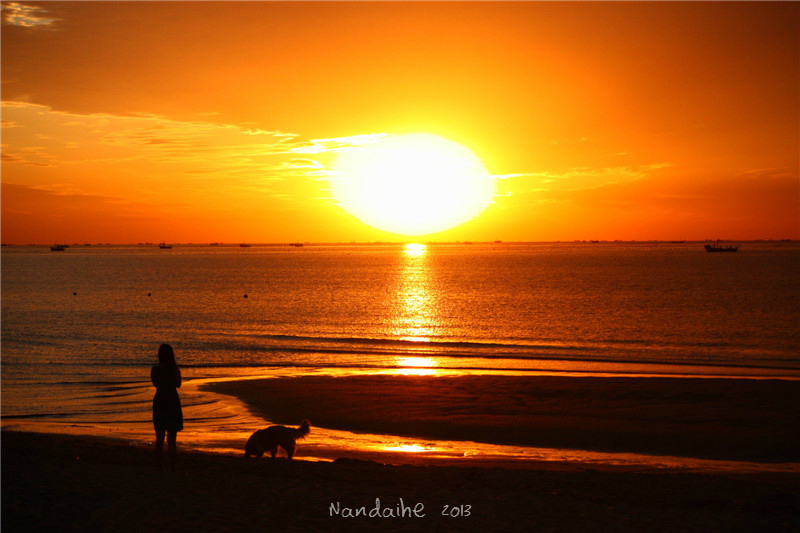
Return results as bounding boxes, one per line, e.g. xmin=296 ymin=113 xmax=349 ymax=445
xmin=158 ymin=343 xmax=177 ymax=367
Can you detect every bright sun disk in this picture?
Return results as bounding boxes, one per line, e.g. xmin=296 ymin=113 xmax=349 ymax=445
xmin=331 ymin=133 xmax=495 ymax=236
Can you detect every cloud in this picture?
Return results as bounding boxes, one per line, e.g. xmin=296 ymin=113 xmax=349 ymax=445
xmin=1 ymin=152 xmax=25 ymax=163
xmin=502 ymin=163 xmax=673 ymax=195
xmin=2 ymin=2 xmax=58 ymax=27
xmin=2 ymin=182 xmax=127 ymax=213
xmin=0 ymin=141 xmax=55 ymax=166
xmin=0 ymin=101 xmax=396 ymax=218
xmin=289 ymin=133 xmax=389 ymax=154
xmin=1 ymin=101 xmax=394 ymax=182
xmin=548 ymin=163 xmax=672 ymax=186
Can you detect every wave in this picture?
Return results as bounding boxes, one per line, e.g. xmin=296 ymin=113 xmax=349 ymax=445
xmin=223 ymin=332 xmax=786 ymax=357
xmin=3 ymin=332 xmax=798 ymax=374
xmin=253 ymin=333 xmax=587 ymax=351
xmin=1 ymin=412 xmax=76 ymax=420
xmin=194 ymin=333 xmax=799 ymax=371
xmin=193 ymin=334 xmax=598 ymax=362
xmin=177 ymin=360 xmax=800 ymax=376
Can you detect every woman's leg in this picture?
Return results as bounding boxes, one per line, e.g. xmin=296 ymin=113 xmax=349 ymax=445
xmin=155 ymin=428 xmax=165 ymax=468
xmin=167 ymin=429 xmax=178 ymax=471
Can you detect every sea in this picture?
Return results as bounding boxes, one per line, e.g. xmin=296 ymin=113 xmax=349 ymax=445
xmin=2 ymin=242 xmax=799 ymax=469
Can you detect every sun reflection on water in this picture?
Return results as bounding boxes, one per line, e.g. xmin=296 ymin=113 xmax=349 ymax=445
xmin=391 ymin=243 xmax=442 ymax=372
xmin=394 ymin=356 xmax=439 ymax=376
xmin=403 ymin=243 xmax=427 ymax=257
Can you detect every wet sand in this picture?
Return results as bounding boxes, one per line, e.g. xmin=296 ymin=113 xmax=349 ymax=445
xmin=5 ymin=375 xmax=799 ymax=531
xmin=206 ymin=374 xmax=800 ymax=463
xmin=3 ymin=430 xmax=799 ymax=532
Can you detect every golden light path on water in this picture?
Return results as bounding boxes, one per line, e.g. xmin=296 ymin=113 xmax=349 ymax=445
xmin=389 ymin=244 xmax=441 ymax=375
xmin=393 ymin=243 xmax=437 ymax=344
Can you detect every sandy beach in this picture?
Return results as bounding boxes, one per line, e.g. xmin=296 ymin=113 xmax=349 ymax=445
xmin=3 ymin=430 xmax=800 ymax=532
xmin=206 ymin=374 xmax=800 ymax=463
xmin=4 ymin=374 xmax=800 ymax=531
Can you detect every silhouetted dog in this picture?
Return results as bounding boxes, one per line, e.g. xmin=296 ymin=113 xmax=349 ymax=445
xmin=244 ymin=420 xmax=310 ymax=460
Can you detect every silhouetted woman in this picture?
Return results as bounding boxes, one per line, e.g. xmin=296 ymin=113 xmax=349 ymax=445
xmin=151 ymin=343 xmax=183 ymax=470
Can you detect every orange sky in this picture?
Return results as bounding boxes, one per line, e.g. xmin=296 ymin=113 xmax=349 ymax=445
xmin=2 ymin=1 xmax=798 ymax=244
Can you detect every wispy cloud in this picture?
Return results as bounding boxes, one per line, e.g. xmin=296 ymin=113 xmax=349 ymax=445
xmin=2 ymin=2 xmax=58 ymax=27
xmin=0 ymin=101 xmax=392 ymax=212
xmin=1 ymin=182 xmax=136 ymax=215
xmin=289 ymin=133 xmax=389 ymax=154
xmin=1 ymin=101 xmax=393 ymax=173
xmin=499 ymin=163 xmax=673 ymax=196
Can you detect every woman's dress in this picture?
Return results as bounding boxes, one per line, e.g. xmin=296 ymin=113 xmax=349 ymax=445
xmin=151 ymin=365 xmax=183 ymax=432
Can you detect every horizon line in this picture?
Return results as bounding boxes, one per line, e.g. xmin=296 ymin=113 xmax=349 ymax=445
xmin=2 ymin=239 xmax=796 ymax=247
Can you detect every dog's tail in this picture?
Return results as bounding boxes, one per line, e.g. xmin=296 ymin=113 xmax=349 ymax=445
xmin=294 ymin=419 xmax=311 ymax=440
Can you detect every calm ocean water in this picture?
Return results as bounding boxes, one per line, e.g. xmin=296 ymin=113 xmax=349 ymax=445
xmin=2 ymin=242 xmax=799 ymax=463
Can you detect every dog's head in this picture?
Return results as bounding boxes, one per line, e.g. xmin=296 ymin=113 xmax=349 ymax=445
xmin=244 ymin=430 xmax=264 ymax=457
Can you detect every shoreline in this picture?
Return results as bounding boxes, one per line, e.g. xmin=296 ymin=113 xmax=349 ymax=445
xmin=3 ymin=371 xmax=799 ymax=471
xmin=205 ymin=373 xmax=800 ymax=465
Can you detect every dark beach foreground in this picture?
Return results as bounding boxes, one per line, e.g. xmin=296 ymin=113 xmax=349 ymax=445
xmin=206 ymin=374 xmax=800 ymax=463
xmin=3 ymin=430 xmax=799 ymax=533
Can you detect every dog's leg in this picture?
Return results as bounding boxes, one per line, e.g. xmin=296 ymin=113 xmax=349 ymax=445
xmin=285 ymin=443 xmax=296 ymax=460
xmin=269 ymin=446 xmax=277 ymax=459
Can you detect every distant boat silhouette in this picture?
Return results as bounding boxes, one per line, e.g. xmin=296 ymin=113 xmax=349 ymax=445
xmin=240 ymin=243 xmax=252 ymax=248
xmin=705 ymin=242 xmax=738 ymax=252
xmin=159 ymin=243 xmax=173 ymax=249
xmin=50 ymin=244 xmax=67 ymax=252
xmin=289 ymin=242 xmax=303 ymax=247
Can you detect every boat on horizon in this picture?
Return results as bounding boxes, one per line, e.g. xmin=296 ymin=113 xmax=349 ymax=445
xmin=158 ymin=243 xmax=173 ymax=249
xmin=705 ymin=242 xmax=738 ymax=253
xmin=50 ymin=244 xmax=67 ymax=252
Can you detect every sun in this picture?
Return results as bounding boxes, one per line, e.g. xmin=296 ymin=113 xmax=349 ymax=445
xmin=331 ymin=133 xmax=495 ymax=236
